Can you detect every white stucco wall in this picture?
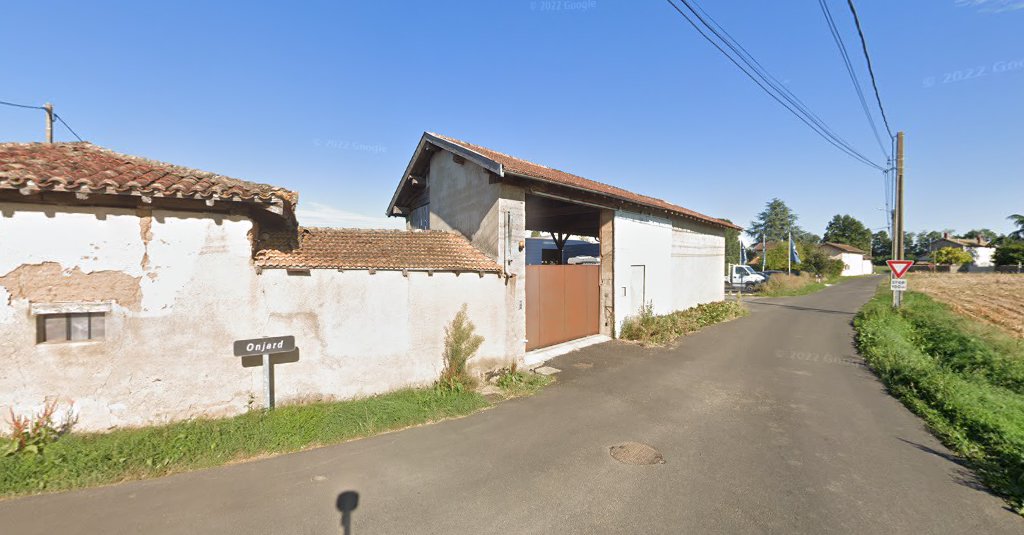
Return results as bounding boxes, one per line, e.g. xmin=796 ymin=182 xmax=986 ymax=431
xmin=612 ymin=211 xmax=726 ymax=334
xmin=970 ymin=246 xmax=995 ymax=267
xmin=837 ymin=253 xmax=872 ymax=276
xmin=0 ymin=202 xmax=515 ymax=432
xmin=613 ymin=210 xmax=674 ymax=331
xmin=258 ymin=269 xmax=512 ymax=399
xmin=670 ymin=217 xmax=726 ymax=309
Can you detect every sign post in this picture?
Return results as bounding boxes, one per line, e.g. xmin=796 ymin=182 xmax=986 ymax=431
xmin=886 ymin=260 xmax=914 ymax=308
xmin=233 ymin=335 xmax=296 ymax=409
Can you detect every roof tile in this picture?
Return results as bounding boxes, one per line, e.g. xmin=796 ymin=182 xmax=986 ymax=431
xmin=255 ymin=228 xmax=503 ymax=273
xmin=0 ymin=142 xmax=296 ymax=207
xmin=429 ymin=133 xmax=740 ymax=231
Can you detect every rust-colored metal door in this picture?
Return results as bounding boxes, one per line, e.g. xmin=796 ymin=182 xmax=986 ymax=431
xmin=526 ymin=265 xmax=600 ymax=351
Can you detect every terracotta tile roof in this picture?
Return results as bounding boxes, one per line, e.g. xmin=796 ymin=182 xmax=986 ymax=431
xmin=255 ymin=228 xmax=503 ymax=272
xmin=428 ymin=133 xmax=740 ymax=231
xmin=0 ymin=142 xmax=296 ymax=208
xmin=822 ymin=242 xmax=867 ymax=255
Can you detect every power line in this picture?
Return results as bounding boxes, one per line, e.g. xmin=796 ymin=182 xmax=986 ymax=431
xmin=1 ymin=99 xmax=85 ymax=141
xmin=845 ymin=0 xmax=894 ymax=138
xmin=818 ymin=0 xmax=888 ymax=157
xmin=0 ymin=100 xmax=44 ymax=110
xmin=54 ymin=113 xmax=84 ymax=142
xmin=662 ymin=0 xmax=884 ymax=171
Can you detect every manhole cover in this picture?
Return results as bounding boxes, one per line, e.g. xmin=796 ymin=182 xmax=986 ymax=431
xmin=609 ymin=442 xmax=665 ymax=465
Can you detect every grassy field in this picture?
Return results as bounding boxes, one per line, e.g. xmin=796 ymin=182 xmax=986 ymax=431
xmin=855 ymin=287 xmax=1024 ymax=512
xmin=909 ymin=273 xmax=1024 ymax=338
xmin=0 ymin=388 xmax=491 ymax=498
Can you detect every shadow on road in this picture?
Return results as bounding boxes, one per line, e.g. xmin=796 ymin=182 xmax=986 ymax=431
xmin=749 ymin=301 xmax=856 ymax=316
xmin=337 ymin=491 xmax=359 ymax=534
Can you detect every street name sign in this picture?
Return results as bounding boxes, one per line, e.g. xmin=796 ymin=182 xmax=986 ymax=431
xmin=233 ymin=336 xmax=295 ymax=357
xmin=890 ymin=279 xmax=907 ymax=291
xmin=886 ymin=260 xmax=914 ymax=279
xmin=233 ymin=335 xmax=295 ymax=409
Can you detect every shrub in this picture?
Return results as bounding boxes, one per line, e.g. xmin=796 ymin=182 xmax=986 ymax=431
xmin=934 ymin=246 xmax=973 ymax=265
xmin=437 ymin=304 xmax=484 ymax=393
xmin=802 ymin=247 xmax=844 ymax=279
xmin=620 ymin=301 xmax=746 ymax=346
xmin=994 ymin=243 xmax=1024 ymax=265
xmin=3 ymin=399 xmax=76 ymax=457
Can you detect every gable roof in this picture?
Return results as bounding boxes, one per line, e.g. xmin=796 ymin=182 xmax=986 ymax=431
xmin=255 ymin=228 xmax=503 ymax=273
xmin=389 ymin=132 xmax=740 ymax=231
xmin=821 ymin=242 xmax=867 ymax=255
xmin=0 ymin=142 xmax=296 ymax=212
xmin=932 ymin=236 xmax=990 ymax=248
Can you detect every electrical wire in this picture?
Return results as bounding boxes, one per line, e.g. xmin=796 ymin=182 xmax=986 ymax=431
xmin=54 ymin=113 xmax=84 ymax=142
xmin=846 ymin=0 xmax=894 ymax=138
xmin=818 ymin=0 xmax=888 ymax=157
xmin=0 ymin=100 xmax=44 ymax=110
xmin=0 ymin=99 xmax=85 ymax=141
xmin=663 ymin=0 xmax=885 ymax=171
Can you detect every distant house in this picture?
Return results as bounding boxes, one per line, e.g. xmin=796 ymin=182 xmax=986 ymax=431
xmin=819 ymin=242 xmax=873 ymax=276
xmin=927 ymin=232 xmax=995 ymax=268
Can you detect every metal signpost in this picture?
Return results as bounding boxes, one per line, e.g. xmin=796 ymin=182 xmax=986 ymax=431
xmin=233 ymin=335 xmax=296 ymax=409
xmin=886 ymin=260 xmax=914 ymax=308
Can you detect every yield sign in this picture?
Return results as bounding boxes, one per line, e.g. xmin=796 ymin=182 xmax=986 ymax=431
xmin=887 ymin=260 xmax=914 ymax=279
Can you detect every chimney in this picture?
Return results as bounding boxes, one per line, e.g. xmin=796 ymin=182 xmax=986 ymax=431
xmin=942 ymin=232 xmax=950 ymax=239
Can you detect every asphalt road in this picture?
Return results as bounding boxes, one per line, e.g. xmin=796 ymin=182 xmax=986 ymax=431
xmin=2 ymin=276 xmax=1021 ymax=534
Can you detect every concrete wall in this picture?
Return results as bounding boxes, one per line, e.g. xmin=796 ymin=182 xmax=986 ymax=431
xmin=428 ymin=151 xmax=501 ymax=259
xmin=0 ymin=202 xmax=515 ymax=432
xmin=836 ymin=253 xmax=872 ymax=276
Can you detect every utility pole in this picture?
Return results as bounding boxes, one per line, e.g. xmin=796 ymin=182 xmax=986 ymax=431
xmin=892 ymin=131 xmax=905 ymax=308
xmin=43 ymin=103 xmax=54 ymax=143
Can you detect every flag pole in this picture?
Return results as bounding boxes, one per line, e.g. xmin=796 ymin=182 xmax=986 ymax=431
xmin=788 ymin=231 xmax=792 ymax=275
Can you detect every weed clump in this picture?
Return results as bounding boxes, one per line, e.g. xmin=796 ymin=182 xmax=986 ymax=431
xmin=619 ymin=301 xmax=747 ymax=346
xmin=437 ymin=304 xmax=484 ymax=393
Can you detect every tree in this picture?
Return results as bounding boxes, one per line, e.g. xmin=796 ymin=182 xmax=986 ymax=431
xmin=722 ymin=218 xmax=742 ymax=266
xmin=960 ymin=228 xmax=998 ymax=243
xmin=1008 ymin=214 xmax=1024 ymax=240
xmin=802 ymin=247 xmax=845 ymax=279
xmin=822 ymin=214 xmax=872 ymax=252
xmin=871 ymin=230 xmax=891 ymax=263
xmin=747 ymin=198 xmax=801 ymax=242
xmin=934 ymin=247 xmax=973 ymax=265
xmin=994 ymin=243 xmax=1024 ymax=265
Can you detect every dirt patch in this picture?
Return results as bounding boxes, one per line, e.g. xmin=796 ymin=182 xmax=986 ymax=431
xmin=0 ymin=262 xmax=142 ymax=310
xmin=909 ymin=273 xmax=1024 ymax=338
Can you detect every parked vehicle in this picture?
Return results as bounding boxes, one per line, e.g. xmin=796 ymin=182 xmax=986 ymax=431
xmin=725 ymin=264 xmax=766 ymax=291
xmin=758 ymin=270 xmax=785 ymax=280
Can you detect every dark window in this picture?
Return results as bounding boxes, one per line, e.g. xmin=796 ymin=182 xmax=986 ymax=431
xmin=37 ymin=313 xmax=105 ymax=343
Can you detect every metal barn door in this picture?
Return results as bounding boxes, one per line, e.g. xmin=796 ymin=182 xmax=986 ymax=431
xmin=525 ymin=265 xmax=600 ymax=351
xmin=630 ymin=265 xmax=646 ymax=315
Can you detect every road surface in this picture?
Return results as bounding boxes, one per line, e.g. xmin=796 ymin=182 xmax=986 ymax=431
xmin=1 ymin=276 xmax=1020 ymax=533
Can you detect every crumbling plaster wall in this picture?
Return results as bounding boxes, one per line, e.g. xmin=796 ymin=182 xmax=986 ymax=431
xmin=0 ymin=201 xmax=518 ymax=433
xmin=0 ymin=202 xmax=265 ymax=431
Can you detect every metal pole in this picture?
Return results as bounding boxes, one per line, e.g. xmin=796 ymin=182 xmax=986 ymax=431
xmin=787 ymin=231 xmax=792 ymax=275
xmin=263 ymin=353 xmax=274 ymax=409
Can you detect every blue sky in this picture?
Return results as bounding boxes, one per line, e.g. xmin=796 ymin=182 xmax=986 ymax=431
xmin=2 ymin=1 xmax=1021 ymax=240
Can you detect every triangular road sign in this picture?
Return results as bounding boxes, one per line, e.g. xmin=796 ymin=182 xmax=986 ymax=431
xmin=887 ymin=260 xmax=914 ymax=279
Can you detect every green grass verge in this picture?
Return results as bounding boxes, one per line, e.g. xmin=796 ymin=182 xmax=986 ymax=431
xmin=620 ymin=301 xmax=748 ymax=346
xmin=0 ymin=388 xmax=489 ymax=498
xmin=496 ymin=370 xmax=554 ymax=398
xmin=854 ymin=289 xmax=1024 ymax=512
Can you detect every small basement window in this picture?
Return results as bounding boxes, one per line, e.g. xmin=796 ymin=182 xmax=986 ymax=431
xmin=37 ymin=313 xmax=106 ymax=343
xmin=30 ymin=302 xmax=112 ymax=344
